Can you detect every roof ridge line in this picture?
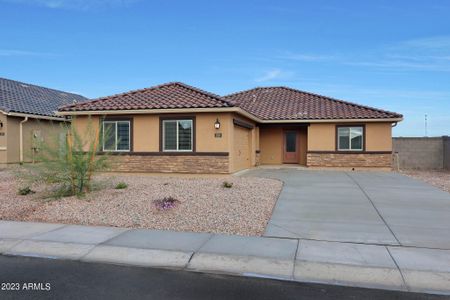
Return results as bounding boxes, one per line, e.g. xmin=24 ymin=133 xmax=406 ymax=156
xmin=223 ymin=87 xmax=262 ymax=99
xmin=223 ymin=86 xmax=292 ymax=98
xmin=61 ymin=82 xmax=233 ymax=110
xmin=172 ymin=82 xmax=233 ymax=106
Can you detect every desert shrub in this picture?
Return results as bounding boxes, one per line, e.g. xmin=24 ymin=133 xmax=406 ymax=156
xmin=18 ymin=118 xmax=109 ymax=198
xmin=222 ymin=181 xmax=233 ymax=188
xmin=115 ymin=182 xmax=128 ymax=189
xmin=18 ymin=186 xmax=35 ymax=195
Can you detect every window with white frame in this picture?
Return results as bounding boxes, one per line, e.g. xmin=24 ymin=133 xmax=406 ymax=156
xmin=337 ymin=126 xmax=363 ymax=151
xmin=162 ymin=119 xmax=193 ymax=151
xmin=102 ymin=120 xmax=130 ymax=151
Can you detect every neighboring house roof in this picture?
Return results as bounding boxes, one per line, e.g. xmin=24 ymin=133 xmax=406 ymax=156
xmin=224 ymin=86 xmax=403 ymax=120
xmin=0 ymin=77 xmax=87 ymax=118
xmin=59 ymin=82 xmax=232 ymax=112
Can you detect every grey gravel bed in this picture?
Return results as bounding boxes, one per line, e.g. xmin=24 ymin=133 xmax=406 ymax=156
xmin=0 ymin=170 xmax=282 ymax=236
xmin=399 ymin=170 xmax=450 ymax=193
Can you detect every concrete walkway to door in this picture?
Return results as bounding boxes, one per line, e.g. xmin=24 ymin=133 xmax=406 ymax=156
xmin=241 ymin=168 xmax=450 ymax=249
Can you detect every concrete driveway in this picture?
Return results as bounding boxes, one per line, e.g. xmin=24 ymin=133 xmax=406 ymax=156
xmin=242 ymin=168 xmax=450 ymax=249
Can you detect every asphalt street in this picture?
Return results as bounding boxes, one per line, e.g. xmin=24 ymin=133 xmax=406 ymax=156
xmin=0 ymin=255 xmax=445 ymax=300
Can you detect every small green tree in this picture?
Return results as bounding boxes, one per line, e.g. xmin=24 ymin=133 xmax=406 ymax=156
xmin=21 ymin=118 xmax=109 ymax=198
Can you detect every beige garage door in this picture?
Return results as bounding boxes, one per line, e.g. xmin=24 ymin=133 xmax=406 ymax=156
xmin=233 ymin=126 xmax=251 ymax=172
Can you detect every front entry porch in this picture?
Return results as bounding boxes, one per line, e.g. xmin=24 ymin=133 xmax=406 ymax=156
xmin=258 ymin=124 xmax=308 ymax=166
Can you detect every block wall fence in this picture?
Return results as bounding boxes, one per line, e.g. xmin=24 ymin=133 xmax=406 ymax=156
xmin=392 ymin=136 xmax=450 ymax=170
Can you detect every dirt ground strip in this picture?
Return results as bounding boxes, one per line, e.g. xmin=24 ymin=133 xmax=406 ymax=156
xmin=399 ymin=170 xmax=450 ymax=193
xmin=0 ymin=170 xmax=282 ymax=236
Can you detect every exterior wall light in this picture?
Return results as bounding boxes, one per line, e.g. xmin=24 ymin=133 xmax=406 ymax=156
xmin=0 ymin=122 xmax=3 ymax=128
xmin=214 ymin=118 xmax=221 ymax=129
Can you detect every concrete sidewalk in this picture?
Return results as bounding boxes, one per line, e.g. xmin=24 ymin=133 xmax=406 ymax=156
xmin=1 ymin=220 xmax=449 ymax=295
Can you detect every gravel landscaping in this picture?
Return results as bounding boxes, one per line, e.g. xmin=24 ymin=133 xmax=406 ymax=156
xmin=0 ymin=170 xmax=282 ymax=236
xmin=399 ymin=170 xmax=450 ymax=193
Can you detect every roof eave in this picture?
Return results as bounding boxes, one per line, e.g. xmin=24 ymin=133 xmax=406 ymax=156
xmin=56 ymin=108 xmax=403 ymax=124
xmin=259 ymin=117 xmax=403 ymax=123
xmin=1 ymin=110 xmax=66 ymax=121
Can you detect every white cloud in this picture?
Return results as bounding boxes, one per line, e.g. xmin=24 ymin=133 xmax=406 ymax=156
xmin=254 ymin=69 xmax=295 ymax=83
xmin=1 ymin=0 xmax=140 ymax=10
xmin=398 ymin=36 xmax=450 ymax=51
xmin=255 ymin=69 xmax=282 ymax=82
xmin=344 ymin=60 xmax=450 ymax=72
xmin=279 ymin=36 xmax=450 ymax=72
xmin=357 ymin=36 xmax=450 ymax=71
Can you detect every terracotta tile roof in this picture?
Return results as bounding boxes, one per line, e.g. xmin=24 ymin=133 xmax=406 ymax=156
xmin=59 ymin=82 xmax=232 ymax=112
xmin=59 ymin=82 xmax=402 ymax=121
xmin=0 ymin=77 xmax=87 ymax=117
xmin=225 ymin=86 xmax=402 ymax=120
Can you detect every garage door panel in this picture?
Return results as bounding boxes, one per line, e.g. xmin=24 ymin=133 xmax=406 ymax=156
xmin=233 ymin=126 xmax=251 ymax=172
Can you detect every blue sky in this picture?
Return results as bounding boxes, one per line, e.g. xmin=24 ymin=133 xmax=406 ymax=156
xmin=1 ymin=0 xmax=449 ymax=136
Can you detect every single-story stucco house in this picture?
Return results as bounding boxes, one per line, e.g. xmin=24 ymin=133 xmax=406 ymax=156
xmin=0 ymin=77 xmax=87 ymax=165
xmin=57 ymin=82 xmax=403 ymax=173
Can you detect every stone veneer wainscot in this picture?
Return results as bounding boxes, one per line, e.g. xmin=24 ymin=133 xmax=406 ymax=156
xmin=107 ymin=154 xmax=230 ymax=174
xmin=307 ymin=152 xmax=392 ymax=168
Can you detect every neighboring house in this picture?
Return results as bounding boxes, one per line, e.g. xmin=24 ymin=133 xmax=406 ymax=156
xmin=58 ymin=82 xmax=402 ymax=173
xmin=0 ymin=77 xmax=87 ymax=165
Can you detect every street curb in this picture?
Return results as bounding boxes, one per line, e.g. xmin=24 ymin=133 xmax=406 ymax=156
xmin=5 ymin=240 xmax=95 ymax=260
xmin=81 ymin=245 xmax=192 ymax=269
xmin=1 ymin=220 xmax=450 ymax=295
xmin=188 ymin=252 xmax=294 ymax=279
xmin=294 ymin=260 xmax=407 ymax=291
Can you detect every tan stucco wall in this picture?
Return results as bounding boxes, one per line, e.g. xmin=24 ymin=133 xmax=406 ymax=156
xmin=2 ymin=115 xmax=65 ymax=163
xmin=72 ymin=112 xmax=233 ymax=154
xmin=307 ymin=122 xmax=393 ymax=152
xmin=197 ymin=113 xmax=231 ymax=152
xmin=71 ymin=116 xmax=101 ymax=152
xmin=6 ymin=116 xmax=20 ymax=163
xmin=365 ymin=123 xmax=392 ymax=151
xmin=22 ymin=118 xmax=63 ymax=162
xmin=255 ymin=126 xmax=260 ymax=152
xmin=133 ymin=115 xmax=159 ymax=151
xmin=252 ymin=126 xmax=259 ymax=166
xmin=298 ymin=128 xmax=308 ymax=165
xmin=307 ymin=123 xmax=336 ymax=151
xmin=71 ymin=114 xmax=394 ymax=172
xmin=259 ymin=127 xmax=283 ymax=164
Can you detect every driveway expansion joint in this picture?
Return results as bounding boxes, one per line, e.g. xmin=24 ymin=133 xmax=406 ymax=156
xmin=195 ymin=233 xmax=214 ymax=252
xmin=386 ymin=246 xmax=410 ymax=292
xmin=344 ymin=172 xmax=402 ymax=246
xmin=292 ymin=239 xmax=301 ymax=279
